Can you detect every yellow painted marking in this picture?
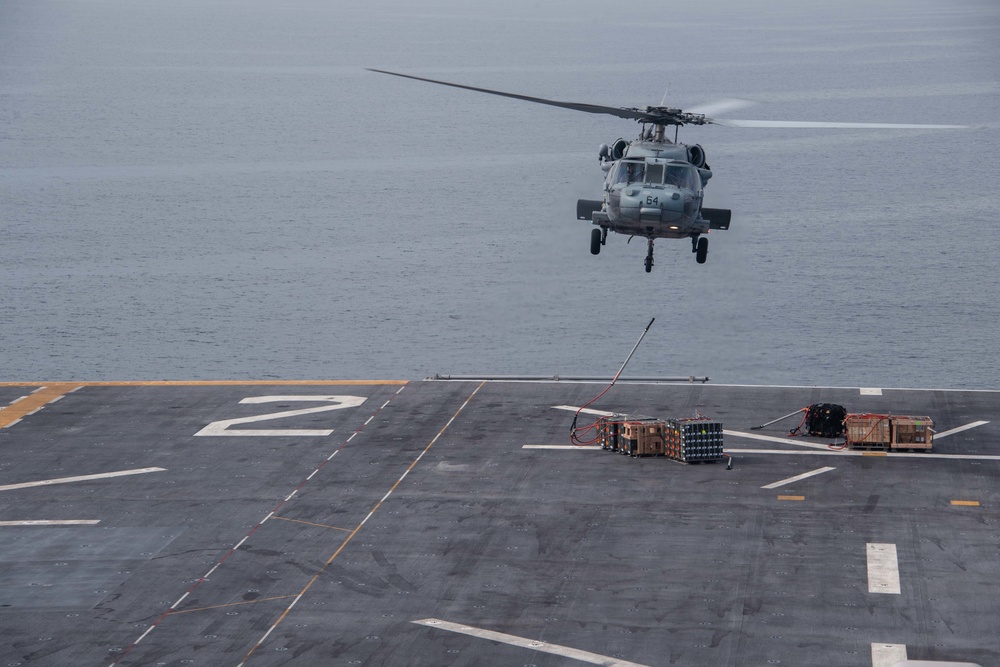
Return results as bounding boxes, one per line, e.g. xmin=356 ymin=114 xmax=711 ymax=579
xmin=238 ymin=381 xmax=485 ymax=665
xmin=951 ymin=500 xmax=981 ymax=507
xmin=167 ymin=595 xmax=297 ymax=615
xmin=862 ymin=451 xmax=888 ymax=457
xmin=270 ymin=516 xmax=351 ymax=532
xmin=0 ymin=384 xmax=82 ymax=428
xmin=777 ymin=495 xmax=805 ymax=501
xmin=0 ymin=380 xmax=407 ymax=387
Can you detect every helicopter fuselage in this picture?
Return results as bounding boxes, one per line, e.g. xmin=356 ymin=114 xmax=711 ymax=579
xmin=596 ymin=140 xmax=712 ymax=239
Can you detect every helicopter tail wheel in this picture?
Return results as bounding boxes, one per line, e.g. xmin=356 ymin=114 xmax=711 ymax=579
xmin=644 ymin=238 xmax=654 ymax=273
xmin=590 ymin=228 xmax=602 ymax=255
xmin=696 ymin=237 xmax=709 ymax=264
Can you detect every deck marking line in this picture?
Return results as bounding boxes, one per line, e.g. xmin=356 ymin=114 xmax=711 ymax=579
xmin=134 ymin=625 xmax=156 ymax=645
xmin=1 ymin=380 xmax=408 ymax=387
xmin=725 ymin=448 xmax=1000 ymax=461
xmin=867 ymin=543 xmax=901 ymax=594
xmin=170 ymin=592 xmax=190 ymax=610
xmin=10 ymin=395 xmax=28 ymax=405
xmin=762 ymin=466 xmax=836 ymax=489
xmin=935 ymin=420 xmax=989 ymax=439
xmin=0 ymin=383 xmax=82 ymax=428
xmin=413 ymin=618 xmax=650 ymax=667
xmin=552 ymin=405 xmax=616 ymax=417
xmin=871 ymin=642 xmax=906 ymax=667
xmin=523 ymin=444 xmax=601 ymax=450
xmin=167 ymin=595 xmax=297 ymax=616
xmin=0 ymin=467 xmax=166 ymax=492
xmin=0 ymin=519 xmax=100 ymax=526
xmin=306 ymin=469 xmax=319 ymax=480
xmin=270 ymin=516 xmax=351 ymax=531
xmin=777 ymin=495 xmax=805 ymax=501
xmin=860 ymin=387 xmax=883 ymax=395
xmin=284 ymin=490 xmax=297 ymax=502
xmin=951 ymin=500 xmax=980 ymax=507
xmin=237 ymin=382 xmax=485 ymax=666
xmin=380 ymin=400 xmax=391 ymax=409
xmin=725 ymin=429 xmax=832 ymax=450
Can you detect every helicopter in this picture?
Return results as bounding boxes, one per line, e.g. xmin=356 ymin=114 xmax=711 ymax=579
xmin=368 ymin=69 xmax=965 ymax=272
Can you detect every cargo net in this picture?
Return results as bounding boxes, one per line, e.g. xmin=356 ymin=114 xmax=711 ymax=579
xmin=789 ymin=403 xmax=847 ymax=438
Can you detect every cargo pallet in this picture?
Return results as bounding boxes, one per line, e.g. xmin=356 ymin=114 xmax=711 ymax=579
xmin=596 ymin=415 xmax=724 ymax=463
xmin=844 ymin=414 xmax=934 ymax=452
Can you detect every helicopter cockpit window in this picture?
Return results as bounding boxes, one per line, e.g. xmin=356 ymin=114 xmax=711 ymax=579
xmin=623 ymin=160 xmax=645 ymax=183
xmin=665 ymin=164 xmax=700 ymax=191
xmin=644 ymin=163 xmax=664 ymax=184
xmin=609 ymin=161 xmax=629 ymax=187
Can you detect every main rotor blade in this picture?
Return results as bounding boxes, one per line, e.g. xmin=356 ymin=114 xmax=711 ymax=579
xmin=686 ymin=98 xmax=756 ymax=117
xmin=714 ymin=118 xmax=967 ymax=129
xmin=367 ymin=68 xmax=659 ymax=122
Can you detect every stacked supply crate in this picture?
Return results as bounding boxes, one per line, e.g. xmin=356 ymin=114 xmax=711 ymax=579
xmin=620 ymin=419 xmax=665 ymax=457
xmin=663 ymin=418 xmax=725 ymax=463
xmin=597 ymin=415 xmax=625 ymax=452
xmin=844 ymin=414 xmax=891 ymax=450
xmin=890 ymin=416 xmax=934 ymax=451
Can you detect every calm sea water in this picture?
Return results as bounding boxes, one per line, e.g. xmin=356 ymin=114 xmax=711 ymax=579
xmin=2 ymin=0 xmax=998 ymax=388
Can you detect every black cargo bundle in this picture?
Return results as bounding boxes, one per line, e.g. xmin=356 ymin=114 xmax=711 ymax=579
xmin=804 ymin=403 xmax=847 ymax=438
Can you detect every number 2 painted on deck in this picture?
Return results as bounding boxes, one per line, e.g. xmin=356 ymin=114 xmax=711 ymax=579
xmin=194 ymin=395 xmax=367 ymax=437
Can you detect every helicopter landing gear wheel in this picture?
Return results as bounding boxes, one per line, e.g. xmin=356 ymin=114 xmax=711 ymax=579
xmin=590 ymin=228 xmax=602 ymax=255
xmin=644 ymin=238 xmax=654 ymax=273
xmin=696 ymin=237 xmax=708 ymax=264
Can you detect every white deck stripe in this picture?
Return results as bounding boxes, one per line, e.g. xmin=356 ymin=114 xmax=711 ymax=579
xmin=934 ymin=420 xmax=989 ymax=439
xmin=523 ymin=445 xmax=601 ymax=450
xmin=552 ymin=405 xmax=616 ymax=417
xmin=413 ymin=618 xmax=650 ymax=667
xmin=867 ymin=543 xmax=901 ymax=594
xmin=0 ymin=520 xmax=100 ymax=526
xmin=725 ymin=429 xmax=832 ymax=450
xmin=0 ymin=467 xmax=166 ymax=492
xmin=871 ymin=643 xmax=907 ymax=667
xmin=761 ymin=466 xmax=836 ymax=489
xmin=727 ymin=448 xmax=1000 ymax=461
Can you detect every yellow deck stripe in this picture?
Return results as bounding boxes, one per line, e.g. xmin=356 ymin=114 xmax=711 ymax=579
xmin=0 ymin=384 xmax=82 ymax=428
xmin=0 ymin=380 xmax=408 ymax=387
xmin=777 ymin=495 xmax=805 ymax=501
xmin=951 ymin=500 xmax=981 ymax=507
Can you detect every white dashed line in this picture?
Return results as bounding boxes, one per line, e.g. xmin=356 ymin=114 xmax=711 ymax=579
xmin=761 ymin=466 xmax=836 ymax=489
xmin=413 ymin=618 xmax=650 ymax=667
xmin=867 ymin=543 xmax=901 ymax=594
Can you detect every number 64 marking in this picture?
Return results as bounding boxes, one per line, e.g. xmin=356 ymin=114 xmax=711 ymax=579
xmin=194 ymin=395 xmax=367 ymax=437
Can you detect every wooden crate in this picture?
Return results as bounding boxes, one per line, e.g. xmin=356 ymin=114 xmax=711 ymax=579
xmin=845 ymin=414 xmax=891 ymax=449
xmin=622 ymin=420 xmax=665 ymax=457
xmin=891 ymin=416 xmax=934 ymax=450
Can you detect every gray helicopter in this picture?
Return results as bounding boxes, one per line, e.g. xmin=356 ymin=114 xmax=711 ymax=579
xmin=369 ymin=69 xmax=964 ymax=272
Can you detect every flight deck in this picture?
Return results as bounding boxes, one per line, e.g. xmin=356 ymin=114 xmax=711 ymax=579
xmin=0 ymin=380 xmax=997 ymax=666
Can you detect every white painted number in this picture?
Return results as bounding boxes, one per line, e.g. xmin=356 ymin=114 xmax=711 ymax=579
xmin=194 ymin=395 xmax=367 ymax=437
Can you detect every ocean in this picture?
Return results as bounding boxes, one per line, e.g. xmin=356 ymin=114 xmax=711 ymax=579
xmin=2 ymin=0 xmax=998 ymax=388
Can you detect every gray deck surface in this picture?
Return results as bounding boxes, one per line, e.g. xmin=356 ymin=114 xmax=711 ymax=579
xmin=0 ymin=380 xmax=997 ymax=666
